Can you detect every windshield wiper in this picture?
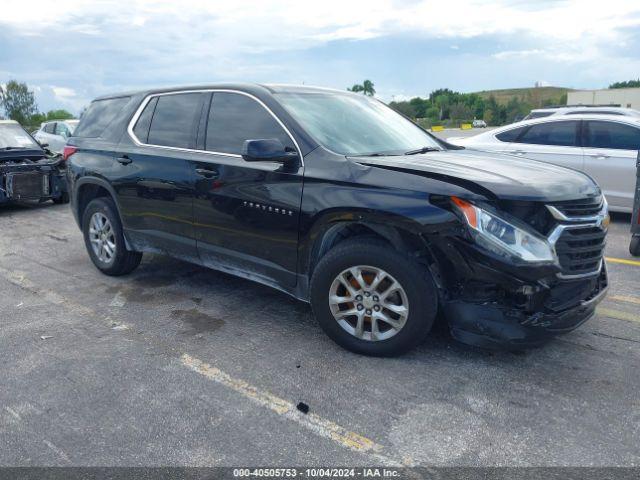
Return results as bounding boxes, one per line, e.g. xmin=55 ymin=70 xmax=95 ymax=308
xmin=404 ymin=146 xmax=440 ymax=155
xmin=350 ymin=152 xmax=401 ymax=157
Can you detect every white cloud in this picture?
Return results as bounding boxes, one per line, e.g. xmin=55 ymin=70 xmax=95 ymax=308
xmin=3 ymin=0 xmax=640 ymax=47
xmin=2 ymin=0 xmax=640 ymax=109
xmin=52 ymin=86 xmax=76 ymax=99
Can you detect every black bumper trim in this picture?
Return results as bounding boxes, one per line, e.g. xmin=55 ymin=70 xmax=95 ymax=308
xmin=444 ymin=282 xmax=608 ymax=349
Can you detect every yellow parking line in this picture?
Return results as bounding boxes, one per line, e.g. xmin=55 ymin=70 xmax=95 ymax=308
xmin=180 ymin=354 xmax=402 ymax=466
xmin=609 ymin=295 xmax=640 ymax=306
xmin=606 ymin=257 xmax=640 ymax=267
xmin=597 ymin=307 xmax=640 ymax=324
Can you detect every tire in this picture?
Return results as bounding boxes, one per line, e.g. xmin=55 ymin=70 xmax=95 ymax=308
xmin=82 ymin=197 xmax=142 ymax=276
xmin=630 ymin=235 xmax=640 ymax=257
xmin=53 ymin=192 xmax=69 ymax=204
xmin=310 ymin=238 xmax=438 ymax=356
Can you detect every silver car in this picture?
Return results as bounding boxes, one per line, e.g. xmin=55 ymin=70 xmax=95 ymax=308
xmin=448 ymin=114 xmax=640 ymax=213
xmin=34 ymin=119 xmax=79 ymax=153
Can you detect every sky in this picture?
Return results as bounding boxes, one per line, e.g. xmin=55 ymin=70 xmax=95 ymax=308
xmin=1 ymin=0 xmax=640 ymax=115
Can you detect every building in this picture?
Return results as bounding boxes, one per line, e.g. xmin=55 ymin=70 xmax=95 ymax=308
xmin=567 ymin=87 xmax=640 ymax=109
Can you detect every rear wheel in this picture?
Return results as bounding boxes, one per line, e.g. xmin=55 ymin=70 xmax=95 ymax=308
xmin=82 ymin=197 xmax=142 ymax=276
xmin=310 ymin=238 xmax=438 ymax=356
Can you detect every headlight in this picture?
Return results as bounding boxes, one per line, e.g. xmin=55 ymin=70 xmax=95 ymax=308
xmin=451 ymin=196 xmax=557 ymax=264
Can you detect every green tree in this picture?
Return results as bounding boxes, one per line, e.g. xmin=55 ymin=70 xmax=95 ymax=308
xmin=45 ymin=109 xmax=74 ymax=120
xmin=609 ymin=79 xmax=640 ymax=89
xmin=347 ymin=80 xmax=376 ymax=96
xmin=361 ymin=80 xmax=375 ymax=96
xmin=0 ymin=80 xmax=38 ymax=125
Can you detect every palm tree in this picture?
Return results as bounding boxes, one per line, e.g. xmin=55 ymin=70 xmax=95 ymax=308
xmin=362 ymin=80 xmax=375 ymax=96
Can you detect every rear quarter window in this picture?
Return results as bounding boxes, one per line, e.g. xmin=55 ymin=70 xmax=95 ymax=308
xmin=495 ymin=126 xmax=527 ymax=142
xmin=74 ymin=96 xmax=130 ymax=137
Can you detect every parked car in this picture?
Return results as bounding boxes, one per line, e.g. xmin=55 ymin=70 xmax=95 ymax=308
xmin=449 ymin=114 xmax=640 ymax=213
xmin=523 ymin=106 xmax=640 ymax=120
xmin=0 ymin=120 xmax=69 ymax=205
xmin=34 ymin=119 xmax=79 ymax=153
xmin=472 ymin=119 xmax=487 ymax=128
xmin=66 ymin=85 xmax=608 ymax=356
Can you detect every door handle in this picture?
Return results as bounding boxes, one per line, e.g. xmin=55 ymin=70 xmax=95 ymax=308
xmin=588 ymin=153 xmax=610 ymax=159
xmin=116 ymin=156 xmax=132 ymax=165
xmin=195 ymin=168 xmax=219 ymax=179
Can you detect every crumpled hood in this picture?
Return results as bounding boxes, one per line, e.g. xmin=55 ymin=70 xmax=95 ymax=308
xmin=351 ymin=148 xmax=600 ymax=201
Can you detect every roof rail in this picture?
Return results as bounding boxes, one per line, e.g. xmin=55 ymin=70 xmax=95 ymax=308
xmin=536 ymin=104 xmax=623 ymax=109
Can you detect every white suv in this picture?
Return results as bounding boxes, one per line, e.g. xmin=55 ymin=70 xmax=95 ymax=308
xmin=523 ymin=106 xmax=640 ymax=120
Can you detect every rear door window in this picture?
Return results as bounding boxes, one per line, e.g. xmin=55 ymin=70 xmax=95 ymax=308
xmin=44 ymin=123 xmax=56 ymax=134
xmin=585 ymin=121 xmax=640 ymax=150
xmin=205 ymin=92 xmax=293 ymax=155
xmin=514 ymin=121 xmax=578 ymax=147
xmin=147 ymin=93 xmax=203 ymax=149
xmin=74 ymin=97 xmax=130 ymax=137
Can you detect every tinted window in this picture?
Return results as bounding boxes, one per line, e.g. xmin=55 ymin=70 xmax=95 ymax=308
xmin=495 ymin=126 xmax=527 ymax=142
xmin=74 ymin=97 xmax=130 ymax=137
xmin=147 ymin=93 xmax=203 ymax=149
xmin=133 ymin=97 xmax=158 ymax=143
xmin=44 ymin=123 xmax=55 ymax=134
xmin=515 ymin=121 xmax=578 ymax=146
xmin=206 ymin=92 xmax=294 ymax=155
xmin=585 ymin=121 xmax=640 ymax=150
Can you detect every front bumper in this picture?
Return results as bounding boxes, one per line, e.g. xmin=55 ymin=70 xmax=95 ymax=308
xmin=443 ymin=267 xmax=608 ymax=349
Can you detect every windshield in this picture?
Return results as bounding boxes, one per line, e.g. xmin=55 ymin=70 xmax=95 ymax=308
xmin=276 ymin=92 xmax=441 ymax=156
xmin=0 ymin=123 xmax=41 ymax=150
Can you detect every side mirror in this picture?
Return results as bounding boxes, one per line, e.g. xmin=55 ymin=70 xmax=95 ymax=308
xmin=242 ymin=139 xmax=299 ymax=168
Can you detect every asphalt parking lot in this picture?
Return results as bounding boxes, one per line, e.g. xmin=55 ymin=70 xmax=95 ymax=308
xmin=1 ymin=199 xmax=639 ymax=467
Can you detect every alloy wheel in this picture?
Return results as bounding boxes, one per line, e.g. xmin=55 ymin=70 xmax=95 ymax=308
xmin=328 ymin=265 xmax=409 ymax=341
xmin=89 ymin=212 xmax=116 ymax=264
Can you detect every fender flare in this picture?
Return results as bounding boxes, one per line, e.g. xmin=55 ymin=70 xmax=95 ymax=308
xmin=74 ymin=176 xmax=133 ymax=250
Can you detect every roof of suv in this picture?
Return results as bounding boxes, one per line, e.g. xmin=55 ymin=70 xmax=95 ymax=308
xmin=92 ymin=83 xmax=349 ymax=101
xmin=517 ymin=113 xmax=640 ymax=125
xmin=529 ymin=106 xmax=640 ymax=116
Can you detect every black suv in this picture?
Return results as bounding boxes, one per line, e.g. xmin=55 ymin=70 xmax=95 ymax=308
xmin=67 ymin=84 xmax=609 ymax=356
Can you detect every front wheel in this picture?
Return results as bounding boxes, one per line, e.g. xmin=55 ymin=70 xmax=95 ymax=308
xmin=82 ymin=197 xmax=142 ymax=276
xmin=310 ymin=238 xmax=438 ymax=356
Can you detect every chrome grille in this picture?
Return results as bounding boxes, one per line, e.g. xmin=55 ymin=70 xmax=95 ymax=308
xmin=548 ymin=195 xmax=603 ymax=218
xmin=553 ymin=225 xmax=606 ymax=277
